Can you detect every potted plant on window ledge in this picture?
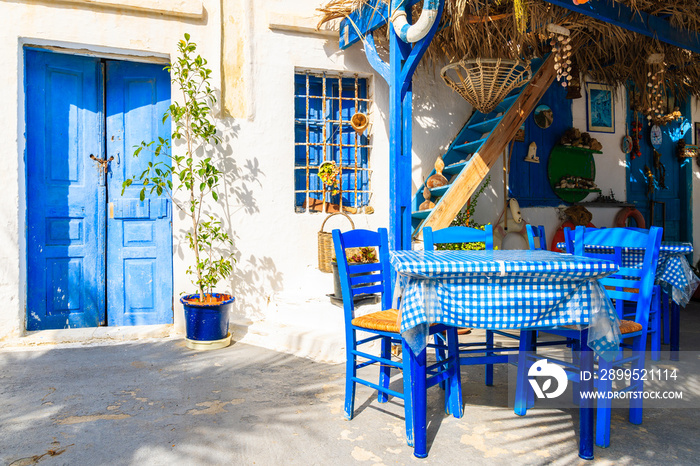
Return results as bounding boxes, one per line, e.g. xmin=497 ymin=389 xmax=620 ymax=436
xmin=123 ymin=34 xmax=235 ymax=350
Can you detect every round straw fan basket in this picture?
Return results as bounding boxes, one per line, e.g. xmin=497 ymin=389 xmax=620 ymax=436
xmin=441 ymin=58 xmax=531 ymax=114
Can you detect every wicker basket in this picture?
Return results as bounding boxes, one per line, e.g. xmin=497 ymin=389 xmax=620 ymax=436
xmin=441 ymin=58 xmax=531 ymax=114
xmin=318 ymin=212 xmax=355 ymax=273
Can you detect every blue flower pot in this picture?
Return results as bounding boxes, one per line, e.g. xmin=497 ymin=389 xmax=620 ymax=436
xmin=181 ymin=293 xmax=234 ymax=349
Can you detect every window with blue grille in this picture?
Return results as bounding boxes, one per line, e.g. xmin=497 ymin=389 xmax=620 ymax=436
xmin=294 ymin=71 xmax=372 ymax=213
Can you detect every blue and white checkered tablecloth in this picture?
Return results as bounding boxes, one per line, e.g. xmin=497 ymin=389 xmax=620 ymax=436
xmin=555 ymin=242 xmax=699 ymax=306
xmin=390 ymin=250 xmax=621 ymax=361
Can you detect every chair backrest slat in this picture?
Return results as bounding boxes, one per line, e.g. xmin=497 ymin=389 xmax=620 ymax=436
xmin=424 ymin=225 xmax=494 ymax=251
xmin=350 ymin=272 xmax=382 ymax=287
xmin=526 ymin=224 xmax=547 ymax=250
xmin=332 ymin=228 xmax=393 ymax=321
xmin=604 ymin=289 xmax=640 ymax=302
xmin=602 ymin=276 xmax=642 ymax=289
xmin=348 ymin=262 xmax=382 ymax=274
xmin=352 ymin=284 xmax=384 ymax=297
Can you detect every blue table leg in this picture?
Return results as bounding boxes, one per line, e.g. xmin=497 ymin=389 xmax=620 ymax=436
xmin=662 ymin=291 xmax=670 ymax=345
xmin=407 ymin=345 xmax=428 ymax=458
xmin=579 ymin=330 xmax=594 ymax=461
xmin=670 ymin=301 xmax=680 ymax=361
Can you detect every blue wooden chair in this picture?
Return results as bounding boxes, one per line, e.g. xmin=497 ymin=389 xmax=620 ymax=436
xmin=525 ymin=224 xmax=547 ymax=251
xmin=423 ymin=225 xmax=520 ymax=386
xmin=332 ymin=227 xmax=463 ymax=440
xmin=516 ymin=226 xmax=662 ymax=448
xmin=564 ymin=226 xmax=663 ymax=361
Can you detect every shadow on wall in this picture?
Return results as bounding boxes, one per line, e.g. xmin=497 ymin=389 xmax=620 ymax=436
xmin=170 ymin=98 xmax=283 ymax=328
xmin=412 ymin=66 xmax=468 ymax=193
xmin=217 ymin=118 xmax=284 ymax=322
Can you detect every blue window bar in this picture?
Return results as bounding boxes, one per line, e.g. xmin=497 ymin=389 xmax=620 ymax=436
xmin=294 ymin=71 xmax=372 ymax=213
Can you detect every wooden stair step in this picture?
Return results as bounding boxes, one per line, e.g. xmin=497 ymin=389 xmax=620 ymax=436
xmin=452 ymin=138 xmax=487 ymax=155
xmin=412 ymin=209 xmax=432 ymax=219
xmin=494 ymin=94 xmax=521 ymax=112
xmin=443 ymin=160 xmax=470 ymax=175
xmin=467 ymin=115 xmax=503 ymax=133
xmin=429 ymin=184 xmax=451 ymax=197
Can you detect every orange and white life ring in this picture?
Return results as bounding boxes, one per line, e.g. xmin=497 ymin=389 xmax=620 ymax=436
xmin=614 ymin=207 xmax=646 ymax=228
xmin=493 ymin=199 xmax=528 ymax=250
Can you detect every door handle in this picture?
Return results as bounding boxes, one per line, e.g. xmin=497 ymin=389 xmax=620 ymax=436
xmin=89 ymin=154 xmax=114 ymax=173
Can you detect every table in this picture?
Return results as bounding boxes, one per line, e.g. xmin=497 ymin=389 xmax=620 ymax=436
xmin=556 ymin=241 xmax=699 ymax=359
xmin=555 ymin=241 xmax=697 ymax=306
xmin=390 ymin=249 xmax=619 ymax=459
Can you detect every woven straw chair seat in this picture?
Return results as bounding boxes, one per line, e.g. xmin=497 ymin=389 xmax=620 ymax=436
xmin=619 ymin=319 xmax=643 ymax=334
xmin=561 ymin=319 xmax=642 ymax=334
xmin=352 ymin=309 xmax=400 ymax=333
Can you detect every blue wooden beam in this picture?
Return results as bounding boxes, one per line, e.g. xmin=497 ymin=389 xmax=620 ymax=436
xmin=339 ymin=0 xmax=422 ymax=50
xmin=363 ymin=34 xmax=390 ymax=83
xmin=542 ymin=0 xmax=700 ymax=55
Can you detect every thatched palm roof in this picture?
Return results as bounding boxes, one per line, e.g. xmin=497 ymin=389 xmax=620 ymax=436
xmin=318 ymin=0 xmax=700 ymax=107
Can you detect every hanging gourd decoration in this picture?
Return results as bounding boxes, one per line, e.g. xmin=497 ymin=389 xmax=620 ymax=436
xmin=419 ymin=185 xmax=435 ymax=211
xmin=426 ymin=155 xmax=448 ymax=188
xmin=645 ymin=53 xmax=666 ymax=123
xmin=631 ymin=114 xmax=642 ymax=160
xmin=565 ymin=62 xmax=582 ymax=99
xmin=547 ymin=24 xmax=572 ymax=88
xmin=350 ymin=112 xmax=369 ymax=135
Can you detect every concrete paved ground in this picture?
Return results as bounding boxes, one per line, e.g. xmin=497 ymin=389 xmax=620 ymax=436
xmin=2 ymin=305 xmax=699 ymax=465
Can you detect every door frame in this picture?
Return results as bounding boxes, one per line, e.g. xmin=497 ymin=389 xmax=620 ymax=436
xmin=20 ymin=42 xmax=173 ymax=333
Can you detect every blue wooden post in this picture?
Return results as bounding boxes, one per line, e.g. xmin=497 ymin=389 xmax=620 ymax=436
xmin=389 ymin=23 xmax=412 ymax=251
xmin=579 ymin=328 xmax=595 ymax=460
xmin=388 ymin=0 xmax=444 ymax=250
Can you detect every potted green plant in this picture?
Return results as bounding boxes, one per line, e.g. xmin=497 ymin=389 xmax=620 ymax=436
xmin=123 ymin=34 xmax=235 ymax=350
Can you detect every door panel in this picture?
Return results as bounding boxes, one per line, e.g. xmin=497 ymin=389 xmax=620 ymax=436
xmin=106 ymin=60 xmax=173 ymax=326
xmin=627 ymin=94 xmax=691 ymax=241
xmin=25 ymin=50 xmax=106 ymax=330
xmin=510 ymin=82 xmax=573 ymax=206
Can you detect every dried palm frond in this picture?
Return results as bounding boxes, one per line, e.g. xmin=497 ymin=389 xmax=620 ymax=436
xmin=317 ymin=0 xmax=700 ymax=97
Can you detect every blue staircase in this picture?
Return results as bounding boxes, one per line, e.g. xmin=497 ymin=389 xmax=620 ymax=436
xmin=411 ymin=56 xmax=555 ymax=237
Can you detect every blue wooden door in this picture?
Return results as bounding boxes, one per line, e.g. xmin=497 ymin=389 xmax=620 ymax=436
xmin=627 ymin=95 xmax=692 ymax=242
xmin=106 ymin=61 xmax=173 ymax=326
xmin=509 ymin=82 xmax=573 ymax=207
xmin=26 ymin=50 xmax=172 ymax=330
xmin=25 ymin=50 xmax=106 ymax=330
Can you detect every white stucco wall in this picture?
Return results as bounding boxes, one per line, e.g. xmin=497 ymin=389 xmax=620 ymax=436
xmin=0 ymin=0 xmax=393 ymax=346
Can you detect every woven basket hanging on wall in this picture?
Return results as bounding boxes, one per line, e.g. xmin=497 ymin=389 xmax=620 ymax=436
xmin=441 ymin=58 xmax=532 ymax=114
xmin=317 ymin=212 xmax=355 ymax=273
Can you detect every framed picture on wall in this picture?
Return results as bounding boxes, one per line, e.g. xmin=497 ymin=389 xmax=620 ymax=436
xmin=586 ymin=83 xmax=615 ymax=133
xmin=695 ymin=122 xmax=700 ymax=145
